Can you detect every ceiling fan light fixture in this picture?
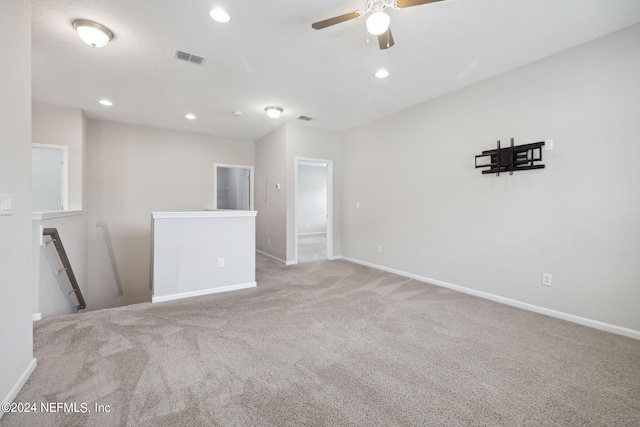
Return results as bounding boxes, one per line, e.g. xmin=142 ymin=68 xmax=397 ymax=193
xmin=366 ymin=11 xmax=390 ymax=36
xmin=72 ymin=19 xmax=113 ymax=48
xmin=265 ymin=106 xmax=283 ymax=119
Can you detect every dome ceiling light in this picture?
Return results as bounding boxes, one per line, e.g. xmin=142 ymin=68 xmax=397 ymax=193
xmin=72 ymin=19 xmax=113 ymax=48
xmin=265 ymin=106 xmax=284 ymax=119
xmin=210 ymin=8 xmax=231 ymax=23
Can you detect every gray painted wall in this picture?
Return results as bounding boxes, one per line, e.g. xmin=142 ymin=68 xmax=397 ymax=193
xmin=0 ymin=0 xmax=34 ymax=409
xmin=86 ymin=119 xmax=254 ymax=309
xmin=255 ymin=123 xmax=342 ymax=263
xmin=342 ymin=24 xmax=640 ymax=333
xmin=255 ymin=126 xmax=288 ymax=261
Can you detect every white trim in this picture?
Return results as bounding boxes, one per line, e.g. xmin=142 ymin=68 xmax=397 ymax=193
xmin=297 ymin=232 xmax=327 ymax=236
xmin=294 ymin=157 xmax=334 ymax=265
xmin=328 ymin=255 xmax=344 ymax=261
xmin=32 ymin=143 xmax=69 ymax=212
xmin=32 ymin=210 xmax=83 ymax=221
xmin=256 ymin=250 xmax=287 ymax=264
xmin=32 ymin=313 xmax=42 ymax=321
xmin=152 ymin=282 xmax=257 ymax=303
xmin=213 ymin=163 xmax=255 ymax=211
xmin=1 ymin=358 xmax=37 ymax=418
xmin=342 ymin=256 xmax=640 ymax=341
xmin=152 ymin=211 xmax=257 ymax=219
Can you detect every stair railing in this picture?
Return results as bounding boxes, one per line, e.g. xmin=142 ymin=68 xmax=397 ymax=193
xmin=43 ymin=228 xmax=86 ymax=311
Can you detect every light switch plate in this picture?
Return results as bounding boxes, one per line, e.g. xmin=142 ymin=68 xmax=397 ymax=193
xmin=0 ymin=193 xmax=13 ymax=215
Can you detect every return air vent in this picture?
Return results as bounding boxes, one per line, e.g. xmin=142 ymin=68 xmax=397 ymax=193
xmin=175 ymin=50 xmax=205 ymax=65
xmin=298 ymin=115 xmax=313 ymax=121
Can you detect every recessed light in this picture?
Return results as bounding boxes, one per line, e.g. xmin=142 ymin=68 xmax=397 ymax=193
xmin=99 ymin=99 xmax=113 ymax=106
xmin=375 ymin=69 xmax=389 ymax=79
xmin=185 ymin=114 xmax=196 ymax=120
xmin=210 ymin=8 xmax=230 ymax=23
xmin=232 ymin=111 xmax=243 ymax=117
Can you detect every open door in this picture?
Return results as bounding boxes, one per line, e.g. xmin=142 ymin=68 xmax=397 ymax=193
xmin=294 ymin=157 xmax=333 ymax=263
xmin=214 ymin=164 xmax=254 ymax=211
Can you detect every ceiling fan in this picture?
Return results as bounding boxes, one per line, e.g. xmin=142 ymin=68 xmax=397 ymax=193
xmin=312 ymin=0 xmax=445 ymax=50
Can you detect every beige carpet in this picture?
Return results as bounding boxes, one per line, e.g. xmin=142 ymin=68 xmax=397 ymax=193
xmin=2 ymin=254 xmax=639 ymax=426
xmin=298 ymin=233 xmax=327 ymax=263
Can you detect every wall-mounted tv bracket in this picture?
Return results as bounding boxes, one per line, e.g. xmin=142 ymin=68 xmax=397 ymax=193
xmin=475 ymin=138 xmax=545 ymax=176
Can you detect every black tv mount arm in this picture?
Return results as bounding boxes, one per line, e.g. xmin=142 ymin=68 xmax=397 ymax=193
xmin=475 ymin=138 xmax=545 ymax=176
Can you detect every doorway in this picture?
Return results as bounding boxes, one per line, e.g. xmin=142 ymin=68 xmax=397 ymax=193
xmin=214 ymin=164 xmax=254 ymax=210
xmin=32 ymin=143 xmax=68 ymax=212
xmin=295 ymin=157 xmax=333 ymax=263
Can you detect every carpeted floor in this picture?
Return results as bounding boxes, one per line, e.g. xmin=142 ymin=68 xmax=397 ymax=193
xmin=298 ymin=233 xmax=327 ymax=263
xmin=2 ymin=254 xmax=639 ymax=426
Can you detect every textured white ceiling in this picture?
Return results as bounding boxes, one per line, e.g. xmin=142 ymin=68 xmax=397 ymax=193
xmin=32 ymin=0 xmax=640 ymax=141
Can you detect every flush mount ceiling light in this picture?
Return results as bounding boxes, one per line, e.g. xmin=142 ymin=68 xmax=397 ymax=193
xmin=99 ymin=99 xmax=113 ymax=106
xmin=209 ymin=8 xmax=231 ymax=23
xmin=72 ymin=19 xmax=113 ymax=48
xmin=185 ymin=114 xmax=196 ymax=120
xmin=375 ymin=69 xmax=389 ymax=79
xmin=265 ymin=106 xmax=283 ymax=119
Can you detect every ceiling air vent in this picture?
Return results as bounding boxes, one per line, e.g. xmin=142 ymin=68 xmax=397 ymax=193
xmin=298 ymin=115 xmax=313 ymax=121
xmin=175 ymin=50 xmax=205 ymax=65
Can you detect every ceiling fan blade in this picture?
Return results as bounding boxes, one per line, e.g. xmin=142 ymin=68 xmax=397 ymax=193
xmin=312 ymin=12 xmax=361 ymax=30
xmin=396 ymin=0 xmax=445 ymax=8
xmin=378 ymin=28 xmax=395 ymax=50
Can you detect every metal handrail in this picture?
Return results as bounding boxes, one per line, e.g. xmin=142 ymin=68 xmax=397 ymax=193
xmin=42 ymin=228 xmax=86 ymax=311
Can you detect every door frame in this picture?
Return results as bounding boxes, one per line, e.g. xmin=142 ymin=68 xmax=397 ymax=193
xmin=294 ymin=156 xmax=333 ymax=264
xmin=213 ymin=163 xmax=254 ymax=211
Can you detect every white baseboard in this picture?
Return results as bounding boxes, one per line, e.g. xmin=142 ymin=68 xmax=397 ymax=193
xmin=328 ymin=255 xmax=343 ymax=261
xmin=32 ymin=313 xmax=42 ymax=322
xmin=152 ymin=282 xmax=257 ymax=304
xmin=256 ymin=250 xmax=298 ymax=266
xmin=297 ymin=232 xmax=327 ymax=236
xmin=1 ymin=358 xmax=37 ymax=419
xmin=256 ymin=250 xmax=286 ymax=264
xmin=342 ymin=256 xmax=640 ymax=341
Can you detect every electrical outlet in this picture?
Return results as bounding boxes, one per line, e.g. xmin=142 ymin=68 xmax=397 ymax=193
xmin=377 ymin=246 xmax=382 ymax=254
xmin=218 ymin=258 xmax=224 ymax=268
xmin=545 ymin=139 xmax=554 ymax=151
xmin=267 ymin=238 xmax=270 ymax=244
xmin=542 ymin=273 xmax=552 ymax=286
xmin=356 ymin=202 xmax=360 ymax=210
